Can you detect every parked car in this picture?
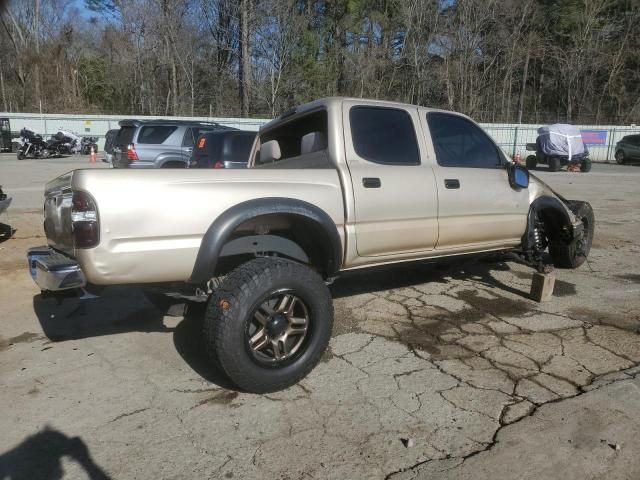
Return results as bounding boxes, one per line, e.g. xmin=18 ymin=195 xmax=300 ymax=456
xmin=525 ymin=124 xmax=591 ymax=172
xmin=189 ymin=130 xmax=257 ymax=169
xmin=614 ymin=135 xmax=640 ymax=164
xmin=112 ymin=119 xmax=236 ymax=168
xmin=27 ymin=97 xmax=594 ymax=394
xmin=102 ymin=129 xmax=119 ymax=165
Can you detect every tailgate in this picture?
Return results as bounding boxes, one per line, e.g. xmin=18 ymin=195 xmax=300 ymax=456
xmin=43 ymin=172 xmax=75 ymax=257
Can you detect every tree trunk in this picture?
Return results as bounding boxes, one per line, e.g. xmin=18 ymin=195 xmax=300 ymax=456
xmin=33 ymin=0 xmax=41 ymax=111
xmin=0 ymin=64 xmax=7 ymax=112
xmin=239 ymin=0 xmax=251 ymax=117
xmin=172 ymin=56 xmax=178 ymax=115
xmin=517 ymin=50 xmax=530 ymax=124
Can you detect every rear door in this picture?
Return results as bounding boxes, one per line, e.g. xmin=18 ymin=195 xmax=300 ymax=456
xmin=423 ymin=112 xmax=528 ymax=250
xmin=343 ymin=101 xmax=438 ymax=257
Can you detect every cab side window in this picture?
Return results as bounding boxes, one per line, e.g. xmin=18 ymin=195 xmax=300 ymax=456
xmin=350 ymin=106 xmax=420 ymax=165
xmin=427 ymin=112 xmax=502 ymax=168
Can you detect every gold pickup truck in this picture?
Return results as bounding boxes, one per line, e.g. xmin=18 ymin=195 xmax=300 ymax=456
xmin=27 ymin=97 xmax=594 ymax=393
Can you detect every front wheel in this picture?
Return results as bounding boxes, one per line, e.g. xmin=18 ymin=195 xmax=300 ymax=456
xmin=525 ymin=155 xmax=537 ymax=170
xmin=549 ymin=201 xmax=594 ymax=269
xmin=580 ymin=158 xmax=592 ymax=172
xmin=17 ymin=150 xmax=25 ymax=160
xmin=615 ymin=150 xmax=625 ymax=165
xmin=204 ymin=257 xmax=333 ymax=393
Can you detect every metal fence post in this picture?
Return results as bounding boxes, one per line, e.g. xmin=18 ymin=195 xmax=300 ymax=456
xmin=512 ymin=126 xmax=519 ymax=157
xmin=605 ymin=127 xmax=615 ymax=163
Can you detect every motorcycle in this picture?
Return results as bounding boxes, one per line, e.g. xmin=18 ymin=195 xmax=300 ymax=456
xmin=80 ymin=136 xmax=99 ymax=155
xmin=16 ymin=128 xmax=48 ymax=160
xmin=46 ymin=131 xmax=79 ymax=156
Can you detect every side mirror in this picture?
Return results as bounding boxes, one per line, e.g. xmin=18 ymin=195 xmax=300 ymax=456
xmin=508 ymin=163 xmax=529 ymax=189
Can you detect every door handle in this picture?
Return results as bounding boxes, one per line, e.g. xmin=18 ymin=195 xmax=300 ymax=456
xmin=362 ymin=177 xmax=381 ymax=188
xmin=444 ymin=179 xmax=460 ymax=189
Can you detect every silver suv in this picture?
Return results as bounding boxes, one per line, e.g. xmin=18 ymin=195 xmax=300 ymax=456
xmin=112 ymin=119 xmax=236 ymax=168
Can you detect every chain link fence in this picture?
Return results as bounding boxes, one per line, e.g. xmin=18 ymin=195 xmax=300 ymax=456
xmin=481 ymin=123 xmax=640 ymax=162
xmin=2 ymin=112 xmax=638 ymax=162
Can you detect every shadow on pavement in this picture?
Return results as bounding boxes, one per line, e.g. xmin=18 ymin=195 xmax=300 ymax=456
xmin=331 ymin=254 xmax=531 ymax=300
xmin=30 ymin=255 xmax=536 ymax=390
xmin=32 ymin=286 xmax=171 ymax=341
xmin=32 ymin=285 xmax=236 ymax=390
xmin=173 ymin=303 xmax=237 ymax=390
xmin=0 ymin=427 xmax=110 ymax=480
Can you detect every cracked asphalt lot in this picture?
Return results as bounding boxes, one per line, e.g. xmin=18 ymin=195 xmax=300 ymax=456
xmin=1 ymin=157 xmax=640 ymax=479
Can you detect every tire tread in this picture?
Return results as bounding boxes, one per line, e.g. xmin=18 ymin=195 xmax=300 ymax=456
xmin=204 ymin=257 xmax=332 ymax=393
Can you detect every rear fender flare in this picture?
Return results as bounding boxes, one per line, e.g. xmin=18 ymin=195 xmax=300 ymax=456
xmin=190 ymin=198 xmax=342 ymax=283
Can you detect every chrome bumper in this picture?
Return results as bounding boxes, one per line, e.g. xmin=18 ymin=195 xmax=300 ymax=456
xmin=27 ymin=246 xmax=86 ymax=291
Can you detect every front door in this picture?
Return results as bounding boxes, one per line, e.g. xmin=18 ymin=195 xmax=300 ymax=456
xmin=423 ymin=112 xmax=528 ymax=250
xmin=343 ymin=102 xmax=439 ymax=257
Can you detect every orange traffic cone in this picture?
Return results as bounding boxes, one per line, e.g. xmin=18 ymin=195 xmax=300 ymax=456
xmin=90 ymin=145 xmax=97 ymax=164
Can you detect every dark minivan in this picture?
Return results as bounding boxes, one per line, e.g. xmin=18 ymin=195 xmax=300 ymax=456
xmin=189 ymin=130 xmax=257 ymax=169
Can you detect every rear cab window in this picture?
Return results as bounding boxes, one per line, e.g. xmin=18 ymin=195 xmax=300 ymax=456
xmin=257 ymin=109 xmax=329 ymax=168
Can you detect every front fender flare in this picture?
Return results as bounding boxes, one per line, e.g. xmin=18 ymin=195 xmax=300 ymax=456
xmin=524 ymin=196 xmax=573 ymax=248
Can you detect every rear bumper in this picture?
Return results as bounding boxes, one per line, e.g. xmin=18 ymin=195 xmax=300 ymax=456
xmin=27 ymin=246 xmax=86 ymax=291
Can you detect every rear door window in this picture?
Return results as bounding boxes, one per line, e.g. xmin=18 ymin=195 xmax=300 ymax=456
xmin=137 ymin=126 xmax=178 ymax=144
xmin=349 ymin=106 xmax=420 ymax=165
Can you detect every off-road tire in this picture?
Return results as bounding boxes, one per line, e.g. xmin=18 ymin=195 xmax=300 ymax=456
xmin=549 ymin=201 xmax=594 ymax=269
xmin=204 ymin=257 xmax=333 ymax=393
xmin=548 ymin=157 xmax=561 ymax=172
xmin=615 ymin=150 xmax=625 ymax=165
xmin=580 ymin=158 xmax=592 ymax=172
xmin=525 ymin=155 xmax=537 ymax=170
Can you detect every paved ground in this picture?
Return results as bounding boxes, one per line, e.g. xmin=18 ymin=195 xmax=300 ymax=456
xmin=1 ymin=154 xmax=639 ymax=479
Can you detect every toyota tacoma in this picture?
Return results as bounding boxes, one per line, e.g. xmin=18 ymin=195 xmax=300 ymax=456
xmin=27 ymin=97 xmax=594 ymax=393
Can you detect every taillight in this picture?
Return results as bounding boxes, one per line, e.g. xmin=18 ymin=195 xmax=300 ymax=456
xmin=213 ymin=161 xmax=224 ymax=169
xmin=71 ymin=191 xmax=99 ymax=248
xmin=127 ymin=144 xmax=139 ymax=162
